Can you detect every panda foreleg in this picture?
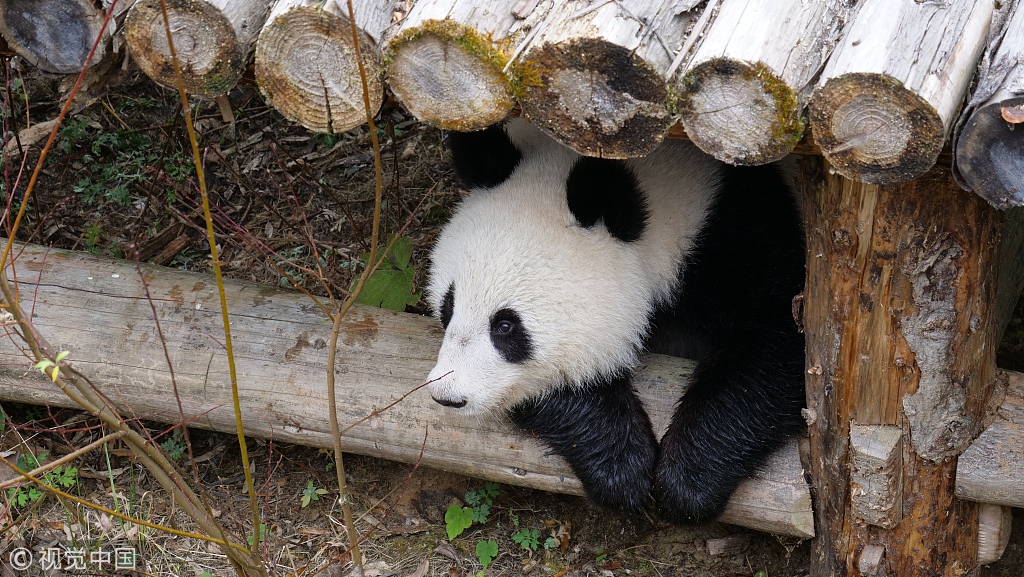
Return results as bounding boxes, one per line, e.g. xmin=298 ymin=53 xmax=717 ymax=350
xmin=509 ymin=375 xmax=658 ymax=513
xmin=653 ymin=332 xmax=805 ymax=525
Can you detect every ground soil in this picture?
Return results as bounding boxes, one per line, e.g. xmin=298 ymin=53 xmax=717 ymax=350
xmin=0 ymin=70 xmax=1021 ymax=577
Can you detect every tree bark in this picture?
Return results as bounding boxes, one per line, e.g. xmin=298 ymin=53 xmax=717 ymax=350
xmin=809 ymin=0 xmax=993 ymax=185
xmin=124 ymin=0 xmax=274 ymax=97
xmin=0 ymin=0 xmax=111 ymax=73
xmin=954 ymin=0 xmax=1024 ymax=209
xmin=256 ymin=0 xmax=393 ymax=134
xmin=802 ymin=159 xmax=1004 ymax=575
xmin=0 ymin=241 xmax=813 ymax=538
xmin=516 ymin=0 xmax=696 ymax=158
xmin=674 ymin=0 xmax=855 ymax=165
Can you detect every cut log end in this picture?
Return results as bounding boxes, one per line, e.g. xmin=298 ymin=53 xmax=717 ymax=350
xmin=256 ymin=7 xmax=382 ymax=134
xmin=956 ymin=97 xmax=1024 ymax=210
xmin=677 ymin=58 xmax=804 ymax=166
xmin=0 ymin=0 xmax=107 ymax=73
xmin=809 ymin=73 xmax=945 ymax=185
xmin=125 ymin=0 xmax=244 ymax=97
xmin=519 ymin=37 xmax=671 ymax=159
xmin=385 ymin=20 xmax=514 ymax=131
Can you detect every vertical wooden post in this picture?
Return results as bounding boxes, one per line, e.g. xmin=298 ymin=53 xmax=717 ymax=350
xmin=802 ymin=159 xmax=1004 ymax=576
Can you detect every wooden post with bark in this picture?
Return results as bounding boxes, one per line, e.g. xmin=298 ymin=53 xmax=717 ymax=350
xmin=954 ymin=0 xmax=1024 ymax=209
xmin=808 ymin=0 xmax=993 ymax=184
xmin=124 ymin=0 xmax=274 ymax=97
xmin=515 ymin=0 xmax=696 ymax=158
xmin=801 ymin=158 xmax=1006 ymax=575
xmin=383 ymin=0 xmax=555 ymax=132
xmin=0 ymin=0 xmax=112 ymax=73
xmin=674 ymin=0 xmax=854 ymax=165
xmin=255 ymin=0 xmax=394 ymax=134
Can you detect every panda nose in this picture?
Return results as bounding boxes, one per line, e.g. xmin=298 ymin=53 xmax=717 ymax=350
xmin=432 ymin=396 xmax=468 ymax=408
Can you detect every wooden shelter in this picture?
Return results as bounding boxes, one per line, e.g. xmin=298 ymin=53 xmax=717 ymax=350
xmin=2 ymin=0 xmax=1024 ymax=575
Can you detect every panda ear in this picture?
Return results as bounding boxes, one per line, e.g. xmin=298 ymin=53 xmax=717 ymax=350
xmin=447 ymin=123 xmax=522 ymax=190
xmin=566 ymin=157 xmax=649 ymax=243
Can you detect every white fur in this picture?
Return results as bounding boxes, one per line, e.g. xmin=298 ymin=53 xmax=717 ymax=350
xmin=426 ymin=120 xmax=722 ymax=413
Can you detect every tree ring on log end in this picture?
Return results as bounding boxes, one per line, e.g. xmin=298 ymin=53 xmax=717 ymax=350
xmin=809 ymin=73 xmax=944 ymax=185
xmin=255 ymin=7 xmax=382 ymax=134
xmin=125 ymin=0 xmax=243 ymax=97
xmin=384 ymin=19 xmax=514 ymax=132
xmin=518 ymin=37 xmax=670 ymax=159
xmin=676 ymin=58 xmax=804 ymax=166
xmin=0 ymin=0 xmax=107 ymax=73
xmin=955 ymin=97 xmax=1024 ymax=210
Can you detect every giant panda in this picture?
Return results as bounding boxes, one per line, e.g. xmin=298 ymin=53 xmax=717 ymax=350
xmin=424 ymin=119 xmax=806 ymax=524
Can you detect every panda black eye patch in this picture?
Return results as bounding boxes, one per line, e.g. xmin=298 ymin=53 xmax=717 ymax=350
xmin=440 ymin=284 xmax=455 ymax=329
xmin=490 ymin=308 xmax=533 ymax=364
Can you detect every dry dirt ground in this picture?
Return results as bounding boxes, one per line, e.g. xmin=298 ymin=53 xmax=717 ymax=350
xmin=0 ymin=71 xmax=1022 ymax=577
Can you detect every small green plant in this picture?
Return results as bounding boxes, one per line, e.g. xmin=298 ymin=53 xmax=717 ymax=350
xmin=5 ymin=452 xmax=78 ymax=508
xmin=445 ymin=482 xmax=500 ymax=540
xmin=594 ymin=547 xmax=608 ymax=563
xmin=160 ymin=431 xmax=187 ymax=460
xmin=352 ymin=236 xmax=422 ymax=311
xmin=301 ymin=480 xmax=328 ymax=508
xmin=753 ymin=572 xmax=768 ymax=577
xmin=512 ymin=527 xmax=540 ymax=552
xmin=445 ymin=503 xmax=474 ymax=540
xmin=475 ymin=539 xmax=498 ymax=572
xmin=247 ymin=523 xmax=267 ymax=546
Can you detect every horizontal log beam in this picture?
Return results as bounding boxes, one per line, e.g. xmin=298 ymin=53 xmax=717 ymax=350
xmin=0 ymin=242 xmax=813 ymax=538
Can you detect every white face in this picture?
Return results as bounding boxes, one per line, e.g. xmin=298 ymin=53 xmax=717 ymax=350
xmin=425 ymin=121 xmax=719 ymax=414
xmin=424 ymin=144 xmax=653 ymax=414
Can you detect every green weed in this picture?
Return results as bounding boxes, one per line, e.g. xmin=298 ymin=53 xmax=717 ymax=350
xmin=352 ymin=236 xmax=421 ymax=311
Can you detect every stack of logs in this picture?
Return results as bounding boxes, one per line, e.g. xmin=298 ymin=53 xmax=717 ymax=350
xmin=2 ymin=0 xmax=1024 ymax=575
xmin=0 ymin=0 xmax=1020 ymax=203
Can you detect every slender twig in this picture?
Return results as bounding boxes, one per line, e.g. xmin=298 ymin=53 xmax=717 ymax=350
xmin=154 ymin=0 xmax=263 ymax=561
xmin=0 ymin=453 xmax=244 ymax=548
xmin=0 ymin=430 xmax=125 ymax=490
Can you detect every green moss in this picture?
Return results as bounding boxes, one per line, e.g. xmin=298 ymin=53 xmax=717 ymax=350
xmin=750 ymin=61 xmax=804 ymax=150
xmin=383 ymin=19 xmax=509 ymax=74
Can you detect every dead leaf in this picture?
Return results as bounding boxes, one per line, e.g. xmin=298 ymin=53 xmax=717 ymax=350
xmin=406 ymin=557 xmax=429 ymax=577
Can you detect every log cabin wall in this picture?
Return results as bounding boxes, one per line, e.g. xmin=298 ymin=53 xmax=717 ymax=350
xmin=3 ymin=0 xmax=1024 ymax=575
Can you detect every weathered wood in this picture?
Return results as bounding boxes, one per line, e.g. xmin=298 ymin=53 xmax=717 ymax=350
xmin=957 ymin=371 xmax=1024 ymax=509
xmin=516 ymin=0 xmax=696 ymax=158
xmin=954 ymin=0 xmax=1024 ymax=209
xmin=256 ymin=0 xmax=393 ymax=134
xmin=802 ymin=159 xmax=1002 ymax=575
xmin=848 ymin=425 xmax=902 ymax=529
xmin=0 ymin=241 xmax=813 ymax=538
xmin=125 ymin=0 xmax=274 ymax=97
xmin=809 ymin=0 xmax=993 ymax=184
xmin=977 ymin=504 xmax=1014 ymax=566
xmin=0 ymin=0 xmax=111 ymax=73
xmin=383 ymin=1 xmax=553 ymax=132
xmin=674 ymin=0 xmax=854 ymax=165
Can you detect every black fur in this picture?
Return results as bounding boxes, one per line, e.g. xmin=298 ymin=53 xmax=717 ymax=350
xmin=509 ymin=376 xmax=658 ymax=512
xmin=490 ymin=308 xmax=533 ymax=363
xmin=448 ymin=124 xmax=522 ymax=189
xmin=440 ymin=284 xmax=455 ymax=329
xmin=647 ymin=163 xmax=806 ymax=524
xmin=566 ymin=157 xmax=649 ymax=243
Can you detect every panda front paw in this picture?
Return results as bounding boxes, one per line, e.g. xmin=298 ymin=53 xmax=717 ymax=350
xmin=652 ymin=447 xmax=734 ymax=525
xmin=571 ymin=429 xmax=657 ymax=513
xmin=508 ymin=376 xmax=658 ymax=513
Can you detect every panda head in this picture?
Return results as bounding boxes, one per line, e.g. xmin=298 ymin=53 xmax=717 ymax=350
xmin=424 ymin=120 xmax=660 ymax=414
